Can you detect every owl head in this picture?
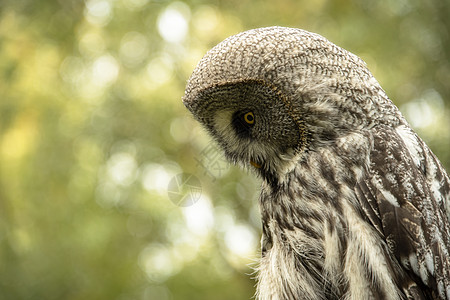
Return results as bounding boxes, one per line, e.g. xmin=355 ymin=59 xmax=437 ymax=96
xmin=183 ymin=27 xmax=401 ymax=183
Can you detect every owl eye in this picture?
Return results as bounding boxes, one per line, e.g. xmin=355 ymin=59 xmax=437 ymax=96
xmin=243 ymin=112 xmax=255 ymax=125
xmin=231 ymin=110 xmax=255 ymax=139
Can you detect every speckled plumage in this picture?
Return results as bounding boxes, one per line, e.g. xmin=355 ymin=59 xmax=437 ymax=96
xmin=183 ymin=27 xmax=450 ymax=299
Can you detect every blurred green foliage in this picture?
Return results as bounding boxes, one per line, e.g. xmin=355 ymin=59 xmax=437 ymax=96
xmin=0 ymin=0 xmax=449 ymax=299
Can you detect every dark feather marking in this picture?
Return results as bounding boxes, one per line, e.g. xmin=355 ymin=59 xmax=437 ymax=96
xmin=354 ymin=179 xmax=384 ymax=235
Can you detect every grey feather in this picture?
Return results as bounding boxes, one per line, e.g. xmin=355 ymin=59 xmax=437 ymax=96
xmin=183 ymin=26 xmax=450 ymax=300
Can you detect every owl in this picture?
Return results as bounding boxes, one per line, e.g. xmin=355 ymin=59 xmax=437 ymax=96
xmin=182 ymin=27 xmax=450 ymax=299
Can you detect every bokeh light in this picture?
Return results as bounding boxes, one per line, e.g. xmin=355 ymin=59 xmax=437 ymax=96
xmin=84 ymin=0 xmax=113 ymax=26
xmin=157 ymin=2 xmax=190 ymax=44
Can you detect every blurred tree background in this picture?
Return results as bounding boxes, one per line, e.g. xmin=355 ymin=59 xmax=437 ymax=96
xmin=0 ymin=0 xmax=449 ymax=299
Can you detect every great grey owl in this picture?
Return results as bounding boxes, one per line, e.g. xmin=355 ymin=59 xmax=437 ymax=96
xmin=182 ymin=26 xmax=450 ymax=299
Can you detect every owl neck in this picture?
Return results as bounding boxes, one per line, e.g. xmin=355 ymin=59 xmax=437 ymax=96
xmin=259 ymin=132 xmax=371 ymax=249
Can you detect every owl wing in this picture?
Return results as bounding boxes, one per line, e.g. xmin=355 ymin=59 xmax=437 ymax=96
xmin=354 ymin=124 xmax=450 ymax=299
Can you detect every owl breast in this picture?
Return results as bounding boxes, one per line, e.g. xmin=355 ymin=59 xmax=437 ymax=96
xmin=256 ymin=131 xmax=418 ymax=300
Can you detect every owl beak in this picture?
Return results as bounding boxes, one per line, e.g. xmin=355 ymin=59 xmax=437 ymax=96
xmin=250 ymin=160 xmax=262 ymax=168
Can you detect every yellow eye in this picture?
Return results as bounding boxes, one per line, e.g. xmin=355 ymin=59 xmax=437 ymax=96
xmin=243 ymin=112 xmax=255 ymax=125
